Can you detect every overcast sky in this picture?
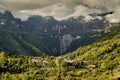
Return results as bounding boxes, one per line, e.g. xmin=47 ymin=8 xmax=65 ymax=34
xmin=0 ymin=0 xmax=120 ymax=22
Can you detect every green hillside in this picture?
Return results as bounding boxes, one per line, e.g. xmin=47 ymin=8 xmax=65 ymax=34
xmin=0 ymin=25 xmax=120 ymax=80
xmin=64 ymin=25 xmax=120 ymax=79
xmin=0 ymin=29 xmax=49 ymax=56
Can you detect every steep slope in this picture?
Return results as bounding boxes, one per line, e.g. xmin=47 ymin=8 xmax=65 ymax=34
xmin=23 ymin=14 xmax=108 ymax=55
xmin=62 ymin=24 xmax=120 ymax=79
xmin=0 ymin=11 xmax=49 ymax=56
xmin=0 ymin=29 xmax=49 ymax=56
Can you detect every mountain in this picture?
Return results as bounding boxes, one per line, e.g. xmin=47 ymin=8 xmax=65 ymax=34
xmin=0 ymin=11 xmax=49 ymax=56
xmin=22 ymin=12 xmax=110 ymax=55
xmin=0 ymin=11 xmax=114 ymax=56
xmin=1 ymin=24 xmax=120 ymax=80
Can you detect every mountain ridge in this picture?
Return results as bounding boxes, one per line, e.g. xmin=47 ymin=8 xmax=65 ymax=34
xmin=0 ymin=10 xmax=117 ymax=56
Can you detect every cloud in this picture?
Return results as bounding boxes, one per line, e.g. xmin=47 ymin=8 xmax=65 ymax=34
xmin=0 ymin=0 xmax=120 ymax=21
xmin=0 ymin=0 xmax=105 ymax=11
xmin=0 ymin=0 xmax=61 ymax=10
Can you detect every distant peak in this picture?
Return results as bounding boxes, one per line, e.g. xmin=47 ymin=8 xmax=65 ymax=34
xmin=4 ymin=10 xmax=14 ymax=18
xmin=44 ymin=16 xmax=55 ymax=20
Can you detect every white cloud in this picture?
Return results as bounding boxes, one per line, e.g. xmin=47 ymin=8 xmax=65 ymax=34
xmin=0 ymin=0 xmax=119 ymax=21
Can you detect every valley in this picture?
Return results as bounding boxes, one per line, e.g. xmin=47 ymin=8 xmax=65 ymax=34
xmin=0 ymin=23 xmax=120 ymax=80
xmin=0 ymin=11 xmax=112 ymax=56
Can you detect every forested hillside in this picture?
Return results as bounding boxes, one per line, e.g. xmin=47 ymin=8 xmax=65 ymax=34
xmin=0 ymin=30 xmax=49 ymax=56
xmin=1 ymin=24 xmax=120 ymax=80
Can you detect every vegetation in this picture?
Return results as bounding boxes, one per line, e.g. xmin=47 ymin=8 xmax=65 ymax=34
xmin=0 ymin=10 xmax=120 ymax=80
xmin=0 ymin=29 xmax=49 ymax=56
xmin=0 ymin=24 xmax=120 ymax=80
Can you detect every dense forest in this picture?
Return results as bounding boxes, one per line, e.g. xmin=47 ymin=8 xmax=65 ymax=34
xmin=0 ymin=24 xmax=120 ymax=80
